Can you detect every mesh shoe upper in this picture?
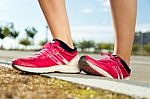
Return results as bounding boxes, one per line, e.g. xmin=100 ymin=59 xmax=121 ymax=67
xmin=79 ymin=53 xmax=131 ymax=79
xmin=12 ymin=41 xmax=78 ymax=68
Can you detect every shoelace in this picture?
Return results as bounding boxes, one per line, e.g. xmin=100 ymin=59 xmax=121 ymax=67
xmin=100 ymin=52 xmax=121 ymax=66
xmin=33 ymin=43 xmax=58 ymax=58
xmin=34 ymin=49 xmax=49 ymax=57
xmin=100 ymin=52 xmax=124 ymax=79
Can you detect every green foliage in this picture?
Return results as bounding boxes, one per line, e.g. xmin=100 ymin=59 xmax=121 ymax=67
xmin=78 ymin=40 xmax=95 ymax=51
xmin=2 ymin=26 xmax=10 ymax=37
xmin=96 ymin=43 xmax=113 ymax=50
xmin=0 ymin=27 xmax=5 ymax=39
xmin=10 ymin=31 xmax=19 ymax=39
xmin=25 ymin=27 xmax=38 ymax=45
xmin=0 ymin=33 xmax=4 ymax=39
xmin=8 ymin=23 xmax=19 ymax=38
xmin=132 ymin=44 xmax=140 ymax=52
xmin=25 ymin=27 xmax=37 ymax=39
xmin=19 ymin=39 xmax=31 ymax=46
xmin=0 ymin=23 xmax=19 ymax=39
xmin=73 ymin=41 xmax=77 ymax=47
xmin=39 ymin=40 xmax=47 ymax=46
xmin=144 ymin=44 xmax=150 ymax=53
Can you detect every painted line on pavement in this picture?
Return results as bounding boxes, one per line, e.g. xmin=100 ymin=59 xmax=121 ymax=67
xmin=0 ymin=61 xmax=12 ymax=68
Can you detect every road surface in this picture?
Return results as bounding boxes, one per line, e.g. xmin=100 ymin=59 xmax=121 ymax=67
xmin=0 ymin=50 xmax=150 ymax=84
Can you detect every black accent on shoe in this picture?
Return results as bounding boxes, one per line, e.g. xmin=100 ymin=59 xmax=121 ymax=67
xmin=113 ymin=55 xmax=131 ymax=74
xmin=78 ymin=56 xmax=104 ymax=76
xmin=78 ymin=56 xmax=89 ymax=69
xmin=53 ymin=39 xmax=77 ymax=52
xmin=120 ymin=58 xmax=131 ymax=74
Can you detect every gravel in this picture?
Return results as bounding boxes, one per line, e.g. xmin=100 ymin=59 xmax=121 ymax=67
xmin=0 ymin=66 xmax=134 ymax=99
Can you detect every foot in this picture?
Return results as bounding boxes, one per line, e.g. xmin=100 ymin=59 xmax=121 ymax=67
xmin=12 ymin=40 xmax=80 ymax=73
xmin=78 ymin=53 xmax=131 ymax=79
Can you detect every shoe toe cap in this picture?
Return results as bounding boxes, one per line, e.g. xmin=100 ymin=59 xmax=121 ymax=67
xmin=12 ymin=58 xmax=31 ymax=66
xmin=12 ymin=58 xmax=23 ymax=65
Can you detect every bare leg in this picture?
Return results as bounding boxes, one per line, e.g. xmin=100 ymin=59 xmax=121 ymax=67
xmin=38 ymin=0 xmax=74 ymax=48
xmin=110 ymin=0 xmax=137 ymax=65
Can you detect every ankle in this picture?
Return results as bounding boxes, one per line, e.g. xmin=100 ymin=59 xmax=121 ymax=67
xmin=54 ymin=38 xmax=74 ymax=49
xmin=113 ymin=53 xmax=130 ymax=66
xmin=120 ymin=56 xmax=130 ymax=66
xmin=53 ymin=39 xmax=76 ymax=52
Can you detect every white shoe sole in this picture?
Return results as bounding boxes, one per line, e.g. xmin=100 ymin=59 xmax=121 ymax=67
xmin=86 ymin=61 xmax=113 ymax=78
xmin=12 ymin=64 xmax=80 ymax=73
xmin=12 ymin=54 xmax=80 ymax=73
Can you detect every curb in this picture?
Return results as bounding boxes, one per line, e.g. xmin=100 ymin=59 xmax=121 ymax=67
xmin=42 ymin=73 xmax=150 ymax=99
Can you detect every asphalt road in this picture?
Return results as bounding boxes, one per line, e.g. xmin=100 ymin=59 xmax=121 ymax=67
xmin=0 ymin=50 xmax=150 ymax=84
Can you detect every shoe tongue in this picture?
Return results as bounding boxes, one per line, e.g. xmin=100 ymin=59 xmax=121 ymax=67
xmin=112 ymin=55 xmax=121 ymax=61
xmin=43 ymin=42 xmax=51 ymax=49
xmin=112 ymin=55 xmax=128 ymax=66
xmin=43 ymin=41 xmax=60 ymax=49
xmin=51 ymin=40 xmax=60 ymax=46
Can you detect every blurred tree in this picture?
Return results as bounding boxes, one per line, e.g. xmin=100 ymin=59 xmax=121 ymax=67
xmin=9 ymin=23 xmax=19 ymax=39
xmin=96 ymin=43 xmax=113 ymax=52
xmin=73 ymin=41 xmax=77 ymax=47
xmin=25 ymin=27 xmax=37 ymax=45
xmin=0 ymin=26 xmax=4 ymax=49
xmin=0 ymin=23 xmax=19 ymax=39
xmin=0 ymin=26 xmax=5 ymax=39
xmin=39 ymin=40 xmax=47 ymax=46
xmin=132 ymin=44 xmax=141 ymax=55
xmin=132 ymin=44 xmax=140 ymax=52
xmin=144 ymin=44 xmax=150 ymax=54
xmin=78 ymin=40 xmax=95 ymax=51
xmin=0 ymin=23 xmax=19 ymax=49
xmin=2 ymin=26 xmax=10 ymax=37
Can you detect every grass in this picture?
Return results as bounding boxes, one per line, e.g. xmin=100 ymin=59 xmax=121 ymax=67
xmin=0 ymin=66 xmax=134 ymax=99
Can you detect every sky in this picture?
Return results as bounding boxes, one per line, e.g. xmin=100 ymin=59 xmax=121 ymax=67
xmin=0 ymin=0 xmax=150 ymax=48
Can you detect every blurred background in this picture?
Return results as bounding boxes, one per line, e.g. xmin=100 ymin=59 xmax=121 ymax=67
xmin=0 ymin=0 xmax=150 ymax=56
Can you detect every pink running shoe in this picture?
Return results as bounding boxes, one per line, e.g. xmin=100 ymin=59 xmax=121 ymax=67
xmin=12 ymin=41 xmax=80 ymax=73
xmin=78 ymin=53 xmax=131 ymax=79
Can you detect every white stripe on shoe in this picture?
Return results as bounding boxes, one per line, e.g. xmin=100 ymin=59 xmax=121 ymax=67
xmin=112 ymin=66 xmax=124 ymax=79
xmin=48 ymin=53 xmax=69 ymax=65
xmin=55 ymin=53 xmax=69 ymax=64
xmin=48 ymin=55 xmax=63 ymax=65
xmin=112 ymin=66 xmax=120 ymax=79
xmin=116 ymin=66 xmax=124 ymax=79
xmin=86 ymin=61 xmax=113 ymax=78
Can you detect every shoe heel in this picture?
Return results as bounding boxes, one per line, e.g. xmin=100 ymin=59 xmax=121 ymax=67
xmin=124 ymin=77 xmax=130 ymax=80
xmin=67 ymin=54 xmax=79 ymax=66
